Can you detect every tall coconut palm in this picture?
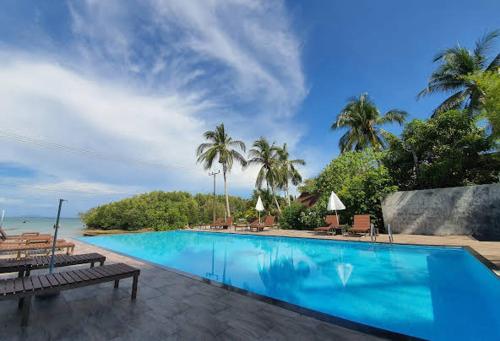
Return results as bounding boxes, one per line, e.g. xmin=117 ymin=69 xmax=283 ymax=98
xmin=276 ymin=143 xmax=305 ymax=206
xmin=247 ymin=137 xmax=282 ymax=214
xmin=418 ymin=30 xmax=499 ymax=116
xmin=196 ymin=123 xmax=246 ymax=218
xmin=332 ymin=93 xmax=407 ymax=153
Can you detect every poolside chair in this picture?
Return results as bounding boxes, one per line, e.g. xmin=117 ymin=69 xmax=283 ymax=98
xmin=250 ymin=215 xmax=275 ymax=232
xmin=221 ymin=217 xmax=233 ymax=229
xmin=0 ymin=263 xmax=140 ymax=326
xmin=0 ymin=239 xmax=75 ymax=259
xmin=210 ymin=218 xmax=224 ymax=229
xmin=0 ymin=253 xmax=106 ymax=277
xmin=314 ymin=215 xmax=341 ymax=235
xmin=0 ymin=227 xmax=52 ymax=242
xmin=347 ymin=214 xmax=372 ymax=236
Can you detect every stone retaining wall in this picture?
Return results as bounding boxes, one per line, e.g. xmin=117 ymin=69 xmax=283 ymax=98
xmin=381 ymin=184 xmax=500 ymax=241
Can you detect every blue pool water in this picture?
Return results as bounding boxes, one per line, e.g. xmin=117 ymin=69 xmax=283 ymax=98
xmin=81 ymin=231 xmax=500 ymax=340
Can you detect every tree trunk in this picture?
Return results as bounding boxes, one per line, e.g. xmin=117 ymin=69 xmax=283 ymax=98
xmin=271 ymin=186 xmax=281 ymax=214
xmin=285 ymin=182 xmax=291 ymax=206
xmin=223 ymin=168 xmax=231 ymax=218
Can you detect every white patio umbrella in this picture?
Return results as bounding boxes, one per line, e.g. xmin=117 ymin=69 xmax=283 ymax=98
xmin=327 ymin=191 xmax=346 ymax=225
xmin=255 ymin=196 xmax=265 ymax=223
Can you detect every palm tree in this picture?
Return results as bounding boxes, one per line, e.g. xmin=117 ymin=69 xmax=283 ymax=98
xmin=332 ymin=93 xmax=407 ymax=153
xmin=418 ymin=30 xmax=499 ymax=116
xmin=276 ymin=143 xmax=305 ymax=206
xmin=196 ymin=123 xmax=246 ymax=218
xmin=247 ymin=137 xmax=282 ymax=214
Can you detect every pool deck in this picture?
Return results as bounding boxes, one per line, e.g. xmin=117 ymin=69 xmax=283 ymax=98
xmin=192 ymin=227 xmax=500 ymax=276
xmin=0 ymin=239 xmax=386 ymax=341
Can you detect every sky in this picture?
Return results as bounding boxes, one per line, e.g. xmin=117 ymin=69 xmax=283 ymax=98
xmin=0 ymin=0 xmax=499 ymax=217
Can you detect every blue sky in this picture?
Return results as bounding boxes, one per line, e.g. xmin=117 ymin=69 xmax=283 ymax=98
xmin=0 ymin=0 xmax=499 ymax=217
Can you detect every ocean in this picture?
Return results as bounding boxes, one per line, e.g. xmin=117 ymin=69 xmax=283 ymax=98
xmin=0 ymin=217 xmax=85 ymax=239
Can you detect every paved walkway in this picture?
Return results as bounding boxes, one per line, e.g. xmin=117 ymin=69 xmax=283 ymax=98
xmin=0 ymin=240 xmax=385 ymax=341
xmin=194 ymin=227 xmax=500 ymax=276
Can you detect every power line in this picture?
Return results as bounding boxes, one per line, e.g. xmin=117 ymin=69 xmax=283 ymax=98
xmin=0 ymin=129 xmax=194 ymax=171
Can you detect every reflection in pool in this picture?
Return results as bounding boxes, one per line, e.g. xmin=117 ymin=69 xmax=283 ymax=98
xmin=81 ymin=231 xmax=500 ymax=340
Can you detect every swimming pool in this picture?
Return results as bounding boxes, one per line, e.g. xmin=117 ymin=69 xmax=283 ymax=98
xmin=81 ymin=231 xmax=500 ymax=340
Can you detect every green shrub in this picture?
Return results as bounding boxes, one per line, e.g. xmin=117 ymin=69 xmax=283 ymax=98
xmin=383 ymin=110 xmax=499 ymax=190
xmin=279 ymin=203 xmax=305 ymax=229
xmin=303 ymin=149 xmax=397 ymax=230
xmin=80 ymin=191 xmax=253 ymax=231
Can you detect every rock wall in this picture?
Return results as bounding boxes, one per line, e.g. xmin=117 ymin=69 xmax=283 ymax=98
xmin=381 ymin=184 xmax=500 ymax=241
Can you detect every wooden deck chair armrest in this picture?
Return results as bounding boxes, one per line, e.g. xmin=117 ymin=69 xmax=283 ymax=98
xmin=21 ymin=232 xmax=40 ymax=236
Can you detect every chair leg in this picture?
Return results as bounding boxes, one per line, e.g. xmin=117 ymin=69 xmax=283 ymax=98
xmin=131 ymin=274 xmax=138 ymax=300
xmin=100 ymin=260 xmax=105 ymax=266
xmin=90 ymin=262 xmax=95 ymax=268
xmin=114 ymin=280 xmax=119 ymax=288
xmin=21 ymin=296 xmax=32 ymax=327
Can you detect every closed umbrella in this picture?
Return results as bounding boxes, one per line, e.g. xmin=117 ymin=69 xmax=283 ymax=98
xmin=255 ymin=196 xmax=265 ymax=223
xmin=327 ymin=191 xmax=345 ymax=225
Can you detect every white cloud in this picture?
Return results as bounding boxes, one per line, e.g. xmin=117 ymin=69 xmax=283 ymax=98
xmin=0 ymin=0 xmax=309 ymax=215
xmin=23 ymin=180 xmax=139 ymax=196
xmin=0 ymin=197 xmax=24 ymax=205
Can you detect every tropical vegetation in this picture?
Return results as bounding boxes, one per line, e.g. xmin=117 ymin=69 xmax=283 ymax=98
xmin=466 ymin=71 xmax=500 ymax=139
xmin=83 ymin=31 xmax=499 ymax=232
xmin=81 ymin=191 xmax=253 ymax=230
xmin=418 ymin=30 xmax=499 ymax=116
xmin=277 ymin=143 xmax=306 ymax=206
xmin=280 ymin=149 xmax=397 ymax=230
xmin=196 ymin=123 xmax=246 ymax=218
xmin=332 ymin=93 xmax=407 ymax=153
xmin=383 ymin=110 xmax=499 ymax=190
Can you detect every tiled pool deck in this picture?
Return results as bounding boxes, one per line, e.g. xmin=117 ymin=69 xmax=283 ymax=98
xmin=0 ymin=239 xmax=385 ymax=341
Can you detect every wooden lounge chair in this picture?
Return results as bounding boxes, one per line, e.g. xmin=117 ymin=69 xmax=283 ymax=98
xmin=0 ymin=239 xmax=75 ymax=259
xmin=221 ymin=217 xmax=233 ymax=229
xmin=250 ymin=215 xmax=275 ymax=232
xmin=0 ymin=227 xmax=52 ymax=242
xmin=314 ymin=215 xmax=341 ymax=234
xmin=0 ymin=263 xmax=140 ymax=326
xmin=0 ymin=253 xmax=106 ymax=277
xmin=210 ymin=218 xmax=224 ymax=229
xmin=347 ymin=214 xmax=372 ymax=236
xmin=233 ymin=219 xmax=250 ymax=231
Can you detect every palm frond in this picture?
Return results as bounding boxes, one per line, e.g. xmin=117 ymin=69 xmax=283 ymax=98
xmin=474 ymin=30 xmax=499 ymax=62
xmin=229 ymin=140 xmax=246 ymax=152
xmin=379 ymin=110 xmax=408 ymax=125
xmin=196 ymin=142 xmax=214 ymax=156
xmin=431 ymin=90 xmax=468 ymax=117
xmin=486 ymin=53 xmax=500 ymax=71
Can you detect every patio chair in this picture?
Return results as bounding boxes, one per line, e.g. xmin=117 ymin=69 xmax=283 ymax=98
xmin=0 ymin=263 xmax=140 ymax=326
xmin=250 ymin=215 xmax=275 ymax=232
xmin=210 ymin=218 xmax=224 ymax=229
xmin=0 ymin=239 xmax=75 ymax=259
xmin=0 ymin=227 xmax=52 ymax=242
xmin=221 ymin=217 xmax=233 ymax=229
xmin=0 ymin=253 xmax=106 ymax=277
xmin=314 ymin=215 xmax=341 ymax=234
xmin=347 ymin=214 xmax=372 ymax=236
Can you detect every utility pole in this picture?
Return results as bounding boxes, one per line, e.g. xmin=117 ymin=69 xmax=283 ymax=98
xmin=209 ymin=170 xmax=220 ymax=224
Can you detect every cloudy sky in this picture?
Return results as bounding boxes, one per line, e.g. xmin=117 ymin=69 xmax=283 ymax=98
xmin=0 ymin=0 xmax=499 ymax=216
